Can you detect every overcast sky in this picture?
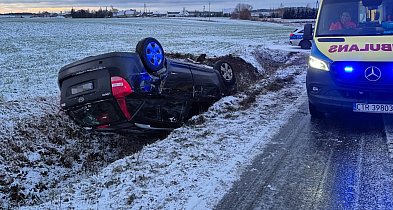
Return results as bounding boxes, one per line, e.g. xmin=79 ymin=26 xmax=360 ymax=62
xmin=0 ymin=0 xmax=318 ymax=13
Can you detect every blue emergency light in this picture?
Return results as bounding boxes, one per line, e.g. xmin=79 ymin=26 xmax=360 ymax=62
xmin=344 ymin=66 xmax=354 ymax=73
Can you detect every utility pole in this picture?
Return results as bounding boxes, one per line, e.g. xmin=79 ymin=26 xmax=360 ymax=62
xmin=209 ymin=1 xmax=211 ymax=21
xmin=144 ymin=3 xmax=146 ymax=17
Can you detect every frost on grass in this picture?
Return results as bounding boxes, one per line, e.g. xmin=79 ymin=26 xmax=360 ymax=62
xmin=0 ymin=18 xmax=293 ymax=102
xmin=0 ymin=97 xmax=162 ymax=208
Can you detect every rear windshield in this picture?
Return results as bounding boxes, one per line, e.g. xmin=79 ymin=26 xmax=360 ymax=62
xmin=316 ymin=0 xmax=393 ymax=37
xmin=69 ymin=101 xmax=121 ymax=127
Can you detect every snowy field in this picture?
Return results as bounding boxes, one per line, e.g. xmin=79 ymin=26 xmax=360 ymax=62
xmin=0 ymin=17 xmax=309 ymax=209
xmin=0 ymin=17 xmax=295 ymax=102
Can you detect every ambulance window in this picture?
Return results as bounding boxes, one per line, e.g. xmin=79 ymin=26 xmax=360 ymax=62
xmin=383 ymin=1 xmax=393 ymax=21
xmin=316 ymin=0 xmax=393 ymax=36
xmin=316 ymin=0 xmax=359 ymax=36
xmin=359 ymin=6 xmax=367 ymax=23
xmin=359 ymin=6 xmax=383 ymax=23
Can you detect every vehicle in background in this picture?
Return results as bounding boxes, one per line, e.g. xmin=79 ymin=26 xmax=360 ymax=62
xmin=304 ymin=0 xmax=393 ymax=118
xmin=289 ymin=27 xmax=313 ymax=49
xmin=58 ymin=38 xmax=236 ymax=133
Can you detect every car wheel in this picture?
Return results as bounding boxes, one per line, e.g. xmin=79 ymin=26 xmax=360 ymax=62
xmin=214 ymin=60 xmax=236 ymax=86
xmin=136 ymin=37 xmax=165 ymax=73
xmin=309 ymin=102 xmax=325 ymax=118
xmin=300 ymin=40 xmax=312 ymax=49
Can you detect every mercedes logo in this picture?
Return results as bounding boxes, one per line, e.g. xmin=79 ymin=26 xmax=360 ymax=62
xmin=365 ymin=66 xmax=381 ymax=82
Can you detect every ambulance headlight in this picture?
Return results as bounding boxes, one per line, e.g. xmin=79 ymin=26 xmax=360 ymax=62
xmin=309 ymin=56 xmax=329 ymax=71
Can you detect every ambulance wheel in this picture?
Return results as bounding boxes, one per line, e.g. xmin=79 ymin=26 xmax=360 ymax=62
xmin=136 ymin=37 xmax=165 ymax=73
xmin=300 ymin=40 xmax=312 ymax=49
xmin=309 ymin=102 xmax=325 ymax=118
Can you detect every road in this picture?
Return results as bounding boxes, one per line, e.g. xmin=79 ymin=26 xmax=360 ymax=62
xmin=216 ymin=103 xmax=393 ymax=210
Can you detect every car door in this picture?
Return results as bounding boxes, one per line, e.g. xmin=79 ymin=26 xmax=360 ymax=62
xmin=189 ymin=64 xmax=221 ymax=101
xmin=160 ymin=60 xmax=193 ymax=123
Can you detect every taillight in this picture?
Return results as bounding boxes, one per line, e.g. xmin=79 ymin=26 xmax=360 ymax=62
xmin=111 ymin=76 xmax=133 ymax=120
xmin=111 ymin=76 xmax=133 ymax=98
xmin=290 ymin=33 xmax=294 ymax=37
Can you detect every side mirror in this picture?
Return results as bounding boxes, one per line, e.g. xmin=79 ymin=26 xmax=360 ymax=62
xmin=303 ymin=24 xmax=313 ymax=41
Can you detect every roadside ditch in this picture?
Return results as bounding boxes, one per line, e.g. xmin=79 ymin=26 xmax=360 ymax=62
xmin=0 ymin=48 xmax=308 ymax=208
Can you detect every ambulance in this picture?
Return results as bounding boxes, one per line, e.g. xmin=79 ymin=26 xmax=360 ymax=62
xmin=304 ymin=0 xmax=393 ymax=117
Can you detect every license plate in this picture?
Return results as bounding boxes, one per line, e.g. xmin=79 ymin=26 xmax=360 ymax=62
xmin=353 ymin=103 xmax=393 ymax=113
xmin=71 ymin=82 xmax=93 ymax=95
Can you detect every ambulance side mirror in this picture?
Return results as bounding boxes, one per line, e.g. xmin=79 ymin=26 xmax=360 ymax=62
xmin=303 ymin=24 xmax=313 ymax=41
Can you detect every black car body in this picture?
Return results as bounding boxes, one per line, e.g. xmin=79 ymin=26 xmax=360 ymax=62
xmin=58 ymin=38 xmax=236 ymax=133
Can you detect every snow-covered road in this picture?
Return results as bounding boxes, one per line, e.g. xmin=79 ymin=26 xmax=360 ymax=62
xmin=217 ymin=105 xmax=393 ymax=210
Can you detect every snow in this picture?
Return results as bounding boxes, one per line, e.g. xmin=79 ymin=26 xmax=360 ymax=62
xmin=26 ymin=152 xmax=41 ymax=162
xmin=21 ymin=50 xmax=308 ymax=210
xmin=0 ymin=17 xmax=310 ymax=209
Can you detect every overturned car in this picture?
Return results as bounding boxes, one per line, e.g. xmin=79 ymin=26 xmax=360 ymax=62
xmin=58 ymin=38 xmax=236 ymax=133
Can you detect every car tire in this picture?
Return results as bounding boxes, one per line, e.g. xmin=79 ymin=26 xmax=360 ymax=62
xmin=300 ymin=40 xmax=312 ymax=49
xmin=214 ymin=60 xmax=236 ymax=86
xmin=309 ymin=102 xmax=325 ymax=118
xmin=136 ymin=37 xmax=165 ymax=73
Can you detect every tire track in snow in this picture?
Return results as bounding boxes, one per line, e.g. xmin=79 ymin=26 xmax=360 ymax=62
xmin=383 ymin=115 xmax=393 ymax=159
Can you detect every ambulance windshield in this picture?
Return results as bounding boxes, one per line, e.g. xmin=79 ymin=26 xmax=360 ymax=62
xmin=316 ymin=0 xmax=393 ymax=37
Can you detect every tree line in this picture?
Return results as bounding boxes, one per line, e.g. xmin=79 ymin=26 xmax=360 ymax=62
xmin=70 ymin=8 xmax=113 ymax=18
xmin=231 ymin=3 xmax=318 ymax=20
xmin=282 ymin=7 xmax=317 ymax=19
